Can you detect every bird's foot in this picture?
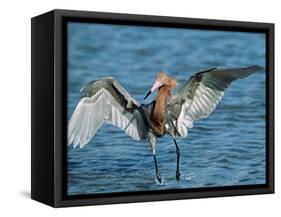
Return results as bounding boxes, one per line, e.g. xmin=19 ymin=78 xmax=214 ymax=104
xmin=176 ymin=170 xmax=181 ymax=182
xmin=156 ymin=172 xmax=162 ymax=184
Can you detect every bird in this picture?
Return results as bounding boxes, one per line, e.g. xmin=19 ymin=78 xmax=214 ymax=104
xmin=67 ymin=66 xmax=263 ymax=183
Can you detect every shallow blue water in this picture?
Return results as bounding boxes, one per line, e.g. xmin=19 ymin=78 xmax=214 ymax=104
xmin=67 ymin=22 xmax=266 ymax=195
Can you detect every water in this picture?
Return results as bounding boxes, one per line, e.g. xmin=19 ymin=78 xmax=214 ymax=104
xmin=67 ymin=22 xmax=266 ymax=195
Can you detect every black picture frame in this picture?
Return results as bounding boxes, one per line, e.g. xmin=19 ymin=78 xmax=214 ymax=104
xmin=31 ymin=9 xmax=274 ymax=207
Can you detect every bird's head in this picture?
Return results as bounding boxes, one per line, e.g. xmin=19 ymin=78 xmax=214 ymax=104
xmin=144 ymin=71 xmax=177 ymax=100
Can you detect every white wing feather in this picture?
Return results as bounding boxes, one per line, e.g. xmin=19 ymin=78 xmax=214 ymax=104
xmin=175 ymin=83 xmax=224 ymax=137
xmin=167 ymin=66 xmax=262 ymax=137
xmin=68 ymin=80 xmax=147 ymax=148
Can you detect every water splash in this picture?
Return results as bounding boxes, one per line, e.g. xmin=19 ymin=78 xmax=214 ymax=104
xmin=181 ymin=173 xmax=194 ymax=181
xmin=155 ymin=176 xmax=166 ymax=185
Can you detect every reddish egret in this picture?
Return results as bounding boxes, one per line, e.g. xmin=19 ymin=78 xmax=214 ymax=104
xmin=68 ymin=66 xmax=262 ymax=183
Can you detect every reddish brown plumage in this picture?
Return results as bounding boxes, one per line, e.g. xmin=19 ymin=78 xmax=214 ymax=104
xmin=147 ymin=72 xmax=177 ymax=136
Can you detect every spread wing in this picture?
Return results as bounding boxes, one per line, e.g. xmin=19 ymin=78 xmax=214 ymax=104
xmin=68 ymin=77 xmax=148 ymax=148
xmin=166 ymin=66 xmax=263 ymax=137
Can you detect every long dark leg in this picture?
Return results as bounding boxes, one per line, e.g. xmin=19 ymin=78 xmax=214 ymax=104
xmin=153 ymin=154 xmax=162 ymax=183
xmin=173 ymin=138 xmax=181 ymax=181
